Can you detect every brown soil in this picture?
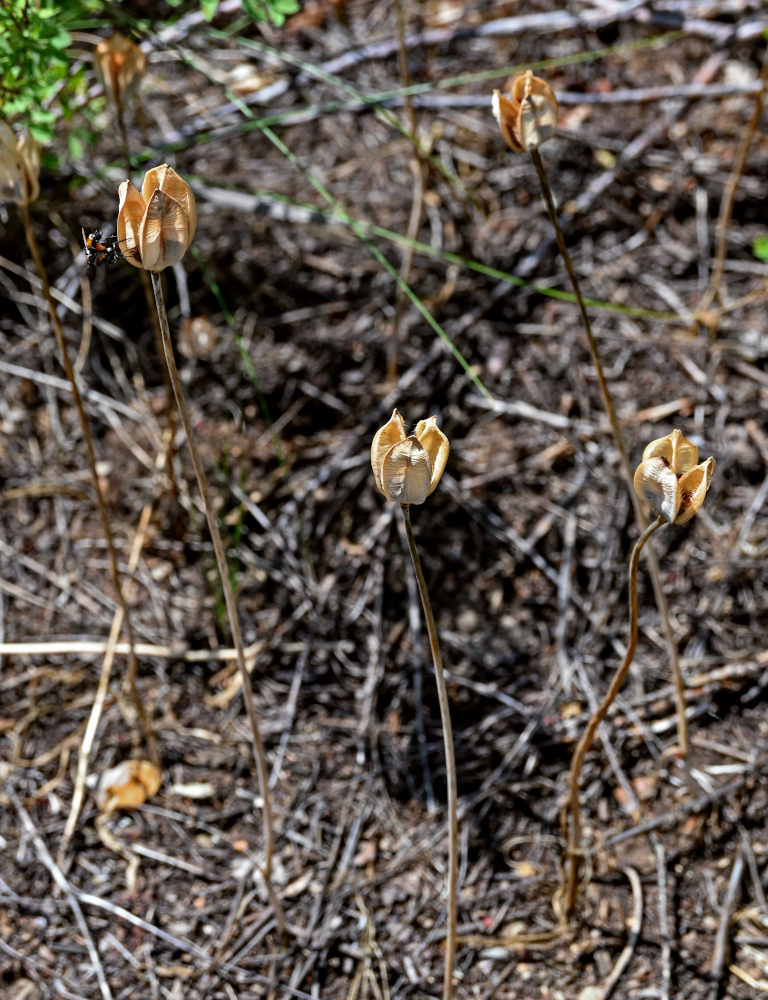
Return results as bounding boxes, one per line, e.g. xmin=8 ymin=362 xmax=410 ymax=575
xmin=2 ymin=2 xmax=768 ymax=998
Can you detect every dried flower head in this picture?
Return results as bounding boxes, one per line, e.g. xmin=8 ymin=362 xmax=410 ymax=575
xmin=492 ymin=70 xmax=558 ymax=153
xmin=117 ymin=164 xmax=196 ymax=272
xmin=94 ymin=32 xmax=147 ymax=114
xmin=633 ymin=429 xmax=715 ymax=524
xmin=371 ymin=409 xmax=449 ymax=505
xmin=96 ymin=758 xmax=162 ymax=813
xmin=0 ymin=122 xmax=40 ymax=207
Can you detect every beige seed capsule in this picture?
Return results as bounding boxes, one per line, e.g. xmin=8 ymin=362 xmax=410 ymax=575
xmin=371 ymin=409 xmax=449 ymax=506
xmin=633 ymin=429 xmax=715 ymax=524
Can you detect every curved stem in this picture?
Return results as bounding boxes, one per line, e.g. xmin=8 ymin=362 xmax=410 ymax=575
xmin=401 ymin=504 xmax=457 ymax=1000
xmin=150 ymin=273 xmax=284 ymax=937
xmin=529 ymin=148 xmax=688 ymax=761
xmin=560 ymin=515 xmax=664 ymax=920
xmin=20 ymin=206 xmax=155 ymax=764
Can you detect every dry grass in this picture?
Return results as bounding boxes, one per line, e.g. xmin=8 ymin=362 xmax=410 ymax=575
xmin=2 ymin=2 xmax=768 ymax=997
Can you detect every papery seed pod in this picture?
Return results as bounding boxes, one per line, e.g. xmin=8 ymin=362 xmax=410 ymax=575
xmin=633 ymin=456 xmax=682 ymax=523
xmin=492 ymin=70 xmax=558 ymax=153
xmin=674 ymin=457 xmax=716 ymax=524
xmin=633 ymin=429 xmax=715 ymax=524
xmin=94 ymin=32 xmax=147 ymax=115
xmin=96 ymin=758 xmax=162 ymax=813
xmin=178 ymin=316 xmax=218 ymax=359
xmin=117 ymin=164 xmax=196 ymax=271
xmin=0 ymin=122 xmax=40 ymax=207
xmin=640 ymin=427 xmax=699 ymax=474
xmin=371 ymin=409 xmax=449 ymax=505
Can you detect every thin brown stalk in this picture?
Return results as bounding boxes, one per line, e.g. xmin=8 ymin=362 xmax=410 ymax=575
xmin=60 ymin=430 xmax=172 ymax=864
xmin=149 ymin=272 xmax=284 ymax=938
xmin=401 ymin=504 xmax=457 ymax=1000
xmin=19 ymin=205 xmax=154 ymax=762
xmin=387 ymin=0 xmax=426 ymax=385
xmin=560 ymin=515 xmax=664 ymax=920
xmin=696 ymin=47 xmax=768 ymax=336
xmin=529 ymin=148 xmax=689 ymax=760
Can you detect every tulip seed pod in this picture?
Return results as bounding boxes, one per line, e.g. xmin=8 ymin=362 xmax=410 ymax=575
xmin=0 ymin=122 xmax=40 ymax=207
xmin=492 ymin=70 xmax=558 ymax=153
xmin=94 ymin=32 xmax=147 ymax=115
xmin=372 ymin=409 xmax=449 ymax=505
xmin=117 ymin=164 xmax=196 ymax=272
xmin=633 ymin=429 xmax=715 ymax=524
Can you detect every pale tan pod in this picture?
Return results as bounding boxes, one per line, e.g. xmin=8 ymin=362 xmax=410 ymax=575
xmin=675 ymin=457 xmax=716 ymax=524
xmin=381 ymin=437 xmax=431 ymax=504
xmin=94 ymin=32 xmax=146 ymax=113
xmin=633 ymin=457 xmax=682 ymax=523
xmin=142 ymin=164 xmax=197 ymax=244
xmin=117 ymin=180 xmax=147 ymax=268
xmin=371 ymin=409 xmax=406 ymax=496
xmin=116 ymin=164 xmax=197 ymax=271
xmin=516 ymin=72 xmax=558 ymax=151
xmin=492 ymin=90 xmax=524 ymax=153
xmin=641 ymin=428 xmax=699 ymax=474
xmin=0 ymin=125 xmax=39 ymax=206
xmin=97 ymin=758 xmax=162 ymax=812
xmin=0 ymin=122 xmax=25 ymax=205
xmin=414 ymin=415 xmax=450 ymax=497
xmin=493 ymin=71 xmax=558 ymax=153
xmin=16 ymin=132 xmax=40 ymax=205
xmin=139 ymin=189 xmax=189 ymax=271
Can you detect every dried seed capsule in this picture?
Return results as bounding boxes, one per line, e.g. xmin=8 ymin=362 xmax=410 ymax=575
xmin=0 ymin=122 xmax=40 ymax=207
xmin=633 ymin=429 xmax=715 ymax=524
xmin=492 ymin=70 xmax=558 ymax=153
xmin=117 ymin=164 xmax=196 ymax=271
xmin=94 ymin=32 xmax=147 ymax=115
xmin=371 ymin=409 xmax=449 ymax=505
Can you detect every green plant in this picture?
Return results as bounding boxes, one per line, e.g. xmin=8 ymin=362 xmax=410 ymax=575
xmin=752 ymin=235 xmax=768 ymax=261
xmin=0 ymin=0 xmax=300 ymax=150
xmin=0 ymin=0 xmax=96 ymax=142
xmin=168 ymin=0 xmax=301 ymax=27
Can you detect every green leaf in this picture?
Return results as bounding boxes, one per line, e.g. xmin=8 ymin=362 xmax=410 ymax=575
xmin=49 ymin=27 xmax=73 ymax=49
xmin=31 ymin=108 xmax=57 ymax=125
xmin=241 ymin=0 xmax=267 ymax=22
xmin=68 ymin=132 xmax=84 ymax=159
xmin=41 ymin=149 xmax=60 ymax=172
xmin=752 ymin=235 xmax=768 ymax=261
xmin=29 ymin=120 xmax=55 ymax=143
xmin=201 ymin=0 xmax=219 ymax=19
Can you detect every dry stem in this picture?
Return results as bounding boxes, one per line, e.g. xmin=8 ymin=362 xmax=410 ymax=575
xmin=696 ymin=47 xmax=768 ymax=336
xmin=149 ymin=271 xmax=283 ymax=937
xmin=560 ymin=515 xmax=664 ymax=920
xmin=19 ymin=205 xmax=155 ymax=765
xmin=529 ymin=148 xmax=689 ymax=761
xmin=401 ymin=504 xmax=457 ymax=1000
xmin=387 ymin=0 xmax=426 ymax=385
xmin=60 ymin=431 xmax=172 ymax=861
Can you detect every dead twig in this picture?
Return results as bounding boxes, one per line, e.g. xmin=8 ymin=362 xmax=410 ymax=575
xmin=60 ymin=433 xmax=170 ymax=863
xmin=696 ymin=47 xmax=768 ymax=337
xmin=655 ymin=840 xmax=672 ymax=1000
xmin=598 ymin=864 xmax=643 ymax=1000
xmin=709 ymin=849 xmax=746 ymax=1000
xmin=10 ymin=788 xmax=114 ymax=1000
